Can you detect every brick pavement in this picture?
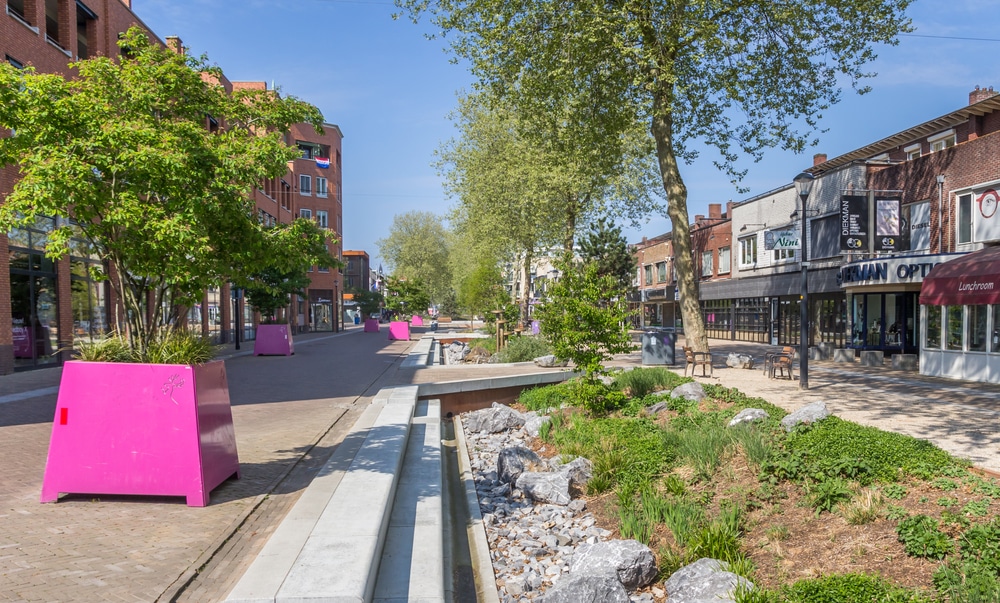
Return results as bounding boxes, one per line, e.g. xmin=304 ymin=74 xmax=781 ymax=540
xmin=0 ymin=327 xmax=414 ymax=603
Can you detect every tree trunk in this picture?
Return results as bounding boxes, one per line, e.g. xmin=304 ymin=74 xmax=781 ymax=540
xmin=650 ymin=91 xmax=709 ymax=353
xmin=563 ymin=192 xmax=577 ymax=254
xmin=520 ymin=246 xmax=533 ymax=327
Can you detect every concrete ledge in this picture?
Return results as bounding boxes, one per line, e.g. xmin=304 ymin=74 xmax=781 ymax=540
xmin=374 ymin=400 xmax=445 ymax=602
xmin=892 ymin=354 xmax=919 ymax=371
xmin=225 ymin=386 xmax=419 ymax=603
xmin=402 ymin=336 xmax=435 ymax=368
xmin=416 ymin=371 xmax=574 ymax=398
xmin=833 ymin=349 xmax=855 ymax=363
xmin=860 ymin=350 xmax=884 ymax=367
xmin=815 ymin=342 xmax=835 ymax=360
xmin=453 ymin=416 xmax=501 ymax=603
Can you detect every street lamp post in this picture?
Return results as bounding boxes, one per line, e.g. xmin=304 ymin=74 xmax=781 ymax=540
xmin=793 ymin=172 xmax=815 ymax=390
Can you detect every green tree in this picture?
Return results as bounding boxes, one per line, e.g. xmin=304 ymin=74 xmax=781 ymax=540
xmin=0 ymin=28 xmax=326 ymax=356
xmin=535 ymin=256 xmax=634 ymax=381
xmin=353 ymin=289 xmax=385 ymax=320
xmin=384 ymin=276 xmax=431 ymax=319
xmin=398 ymin=0 xmax=913 ymax=353
xmin=377 ymin=211 xmax=453 ymax=306
xmin=579 ymin=218 xmax=636 ymax=291
xmin=439 ymin=92 xmax=662 ymax=324
xmin=243 ymin=219 xmax=335 ymax=324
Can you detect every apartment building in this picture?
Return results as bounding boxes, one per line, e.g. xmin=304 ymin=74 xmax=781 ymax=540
xmin=2 ymin=0 xmax=158 ymax=372
xmin=288 ymin=121 xmax=345 ymax=333
xmin=1 ymin=1 xmax=344 ymax=370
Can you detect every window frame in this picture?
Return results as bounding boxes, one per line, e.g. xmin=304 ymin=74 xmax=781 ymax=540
xmin=738 ymin=236 xmax=757 ymax=268
xmin=929 ymin=129 xmax=956 ymax=153
xmin=718 ymin=246 xmax=731 ymax=274
xmin=299 ymin=208 xmax=312 ymax=220
xmin=316 ymin=210 xmax=329 ymax=229
xmin=958 ymin=193 xmax=973 ymax=245
xmin=316 ymin=177 xmax=328 ymax=198
xmin=701 ymin=250 xmax=713 ymax=277
xmin=299 ymin=174 xmax=312 ymax=195
xmin=656 ymin=261 xmax=667 ymax=283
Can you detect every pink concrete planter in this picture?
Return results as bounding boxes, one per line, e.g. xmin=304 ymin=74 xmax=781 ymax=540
xmin=253 ymin=323 xmax=294 ymax=356
xmin=364 ymin=318 xmax=380 ymax=333
xmin=40 ymin=360 xmax=240 ymax=507
xmin=411 ymin=315 xmax=424 ymax=326
xmin=389 ymin=321 xmax=410 ymax=341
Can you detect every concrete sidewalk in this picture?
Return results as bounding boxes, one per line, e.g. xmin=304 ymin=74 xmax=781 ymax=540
xmin=2 ymin=329 xmax=1000 ymax=602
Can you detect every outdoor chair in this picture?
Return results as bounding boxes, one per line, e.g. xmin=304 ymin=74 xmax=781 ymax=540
xmin=768 ymin=347 xmax=795 ymax=380
xmin=683 ymin=346 xmax=713 ymax=377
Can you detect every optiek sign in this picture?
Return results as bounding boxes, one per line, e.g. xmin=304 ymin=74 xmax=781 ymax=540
xmin=837 ymin=254 xmax=959 ymax=287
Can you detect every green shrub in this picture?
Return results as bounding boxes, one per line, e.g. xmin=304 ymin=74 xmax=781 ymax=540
xmin=882 ymin=484 xmax=907 ymax=500
xmin=933 ymin=560 xmax=1000 ymax=603
xmin=807 ymin=478 xmax=853 ymax=517
xmin=782 ymin=573 xmax=934 ymax=603
xmin=517 ymin=382 xmax=575 ymax=412
xmin=76 ymin=330 xmax=215 ymax=365
xmin=669 ymin=420 xmax=735 ymax=480
xmin=786 ymin=417 xmax=956 ymax=483
xmin=566 ymin=379 xmax=628 ymax=416
xmin=896 ymin=515 xmax=954 ymax=560
xmin=549 ymin=415 xmax=673 ymax=492
xmin=612 ymin=367 xmax=685 ymax=398
xmin=960 ymin=519 xmax=1000 ymax=573
xmin=496 ymin=334 xmax=551 ymax=363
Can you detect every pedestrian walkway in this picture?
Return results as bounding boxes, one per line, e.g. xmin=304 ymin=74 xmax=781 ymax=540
xmin=1 ymin=329 xmax=1000 ymax=602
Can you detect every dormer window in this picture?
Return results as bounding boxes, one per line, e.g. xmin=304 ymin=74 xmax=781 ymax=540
xmin=904 ymin=144 xmax=921 ymax=160
xmin=929 ymin=129 xmax=956 ymax=153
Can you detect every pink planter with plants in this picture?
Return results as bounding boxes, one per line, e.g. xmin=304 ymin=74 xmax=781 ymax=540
xmin=411 ymin=315 xmax=424 ymax=326
xmin=389 ymin=321 xmax=410 ymax=341
xmin=40 ymin=360 xmax=240 ymax=507
xmin=254 ymin=323 xmax=294 ymax=356
xmin=364 ymin=318 xmax=380 ymax=333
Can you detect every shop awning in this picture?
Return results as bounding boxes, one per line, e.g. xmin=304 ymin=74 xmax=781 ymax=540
xmin=920 ymin=246 xmax=1000 ymax=305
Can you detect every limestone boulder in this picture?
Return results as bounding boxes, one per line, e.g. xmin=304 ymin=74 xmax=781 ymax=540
xmin=665 ymin=557 xmax=753 ymax=603
xmin=497 ymin=446 xmax=545 ymax=485
xmin=516 ymin=471 xmax=572 ymax=506
xmin=570 ymin=540 xmax=658 ymax=590
xmin=780 ymin=401 xmax=831 ymax=432
xmin=463 ymin=403 xmax=526 ymax=433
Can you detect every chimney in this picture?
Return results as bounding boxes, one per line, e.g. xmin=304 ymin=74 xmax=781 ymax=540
xmin=166 ymin=36 xmax=184 ymax=55
xmin=970 ymin=85 xmax=998 ymax=105
xmin=120 ymin=0 xmax=131 ymax=6
xmin=708 ymin=203 xmax=722 ymax=219
xmin=813 ymin=153 xmax=827 ymax=166
xmin=695 ymin=214 xmax=705 ymax=224
xmin=725 ymin=200 xmax=733 ymax=218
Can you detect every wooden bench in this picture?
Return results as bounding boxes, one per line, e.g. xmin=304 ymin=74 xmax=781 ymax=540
xmin=766 ymin=346 xmax=795 ymax=380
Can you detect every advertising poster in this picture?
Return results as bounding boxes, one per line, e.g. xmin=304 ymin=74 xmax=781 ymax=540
xmin=840 ymin=194 xmax=868 ymax=252
xmin=875 ymin=196 xmax=901 ymax=251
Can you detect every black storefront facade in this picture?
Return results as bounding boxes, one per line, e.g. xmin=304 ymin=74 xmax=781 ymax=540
xmin=699 ymin=266 xmax=845 ymax=347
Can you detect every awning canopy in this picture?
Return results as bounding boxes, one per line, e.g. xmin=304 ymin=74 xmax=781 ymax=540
xmin=920 ymin=246 xmax=1000 ymax=305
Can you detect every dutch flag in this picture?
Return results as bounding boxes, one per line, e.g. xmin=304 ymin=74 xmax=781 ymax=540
xmin=315 ymin=157 xmax=330 ymax=168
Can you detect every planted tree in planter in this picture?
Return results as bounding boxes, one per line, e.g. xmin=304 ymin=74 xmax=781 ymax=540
xmin=244 ymin=219 xmax=337 ymax=355
xmin=0 ymin=28 xmax=328 ymax=505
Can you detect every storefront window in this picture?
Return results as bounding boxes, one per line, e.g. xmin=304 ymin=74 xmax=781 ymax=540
xmin=993 ymin=306 xmax=1000 ymax=353
xmin=946 ymin=306 xmax=963 ymax=350
xmin=925 ymin=305 xmax=941 ymax=349
xmin=70 ymin=259 xmax=107 ymax=344
xmin=969 ymin=305 xmax=988 ymax=352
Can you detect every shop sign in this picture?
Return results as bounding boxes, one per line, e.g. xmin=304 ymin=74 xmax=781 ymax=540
xmin=840 ymin=195 xmax=868 ymax=251
xmin=838 ymin=254 xmax=951 ymax=287
xmin=764 ymin=229 xmax=800 ymax=250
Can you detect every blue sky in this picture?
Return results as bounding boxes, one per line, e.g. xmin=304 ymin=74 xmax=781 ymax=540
xmin=135 ymin=0 xmax=1000 ymax=268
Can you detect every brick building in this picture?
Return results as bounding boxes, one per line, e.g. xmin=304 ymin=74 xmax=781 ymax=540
xmin=1 ymin=1 xmax=344 ymax=371
xmin=2 ymin=0 xmax=159 ymax=372
xmin=636 ymin=86 xmax=1000 ymax=383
